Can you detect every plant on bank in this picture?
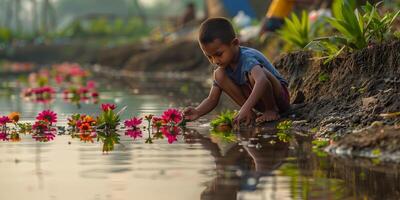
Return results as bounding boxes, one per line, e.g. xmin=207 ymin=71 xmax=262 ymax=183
xmin=306 ymin=0 xmax=400 ymax=63
xmin=362 ymin=1 xmax=400 ymax=43
xmin=278 ymin=11 xmax=312 ymax=49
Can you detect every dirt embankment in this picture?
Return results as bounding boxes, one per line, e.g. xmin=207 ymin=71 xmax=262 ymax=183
xmin=274 ymin=40 xmax=400 ymax=161
xmin=275 ymin=40 xmax=400 ymax=133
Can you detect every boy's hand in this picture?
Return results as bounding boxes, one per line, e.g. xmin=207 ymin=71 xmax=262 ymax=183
xmin=233 ymin=108 xmax=256 ymax=126
xmin=183 ymin=107 xmax=200 ymax=121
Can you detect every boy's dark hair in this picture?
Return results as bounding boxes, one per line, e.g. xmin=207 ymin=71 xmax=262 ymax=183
xmin=199 ymin=17 xmax=236 ymax=44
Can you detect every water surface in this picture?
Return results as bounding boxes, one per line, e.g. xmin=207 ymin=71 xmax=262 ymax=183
xmin=0 ymin=75 xmax=399 ymax=200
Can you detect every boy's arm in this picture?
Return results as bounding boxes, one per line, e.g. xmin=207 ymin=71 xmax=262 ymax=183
xmin=195 ymin=85 xmax=222 ymax=117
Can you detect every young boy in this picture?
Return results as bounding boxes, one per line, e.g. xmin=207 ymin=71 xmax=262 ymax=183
xmin=184 ymin=17 xmax=290 ymax=125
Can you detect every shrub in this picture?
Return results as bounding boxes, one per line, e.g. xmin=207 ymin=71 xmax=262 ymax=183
xmin=278 ymin=11 xmax=311 ymax=49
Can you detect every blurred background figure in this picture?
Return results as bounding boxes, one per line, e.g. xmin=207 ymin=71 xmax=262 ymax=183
xmin=179 ymin=2 xmax=196 ymax=28
xmin=258 ymin=0 xmax=317 ymax=39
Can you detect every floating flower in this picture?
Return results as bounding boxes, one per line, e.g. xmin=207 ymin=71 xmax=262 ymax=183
xmin=145 ymin=114 xmax=154 ymax=121
xmin=44 ymin=132 xmax=56 ymax=141
xmin=166 ymin=134 xmax=178 ymax=144
xmin=125 ymin=129 xmax=143 ymax=139
xmin=91 ymin=92 xmax=99 ymax=98
xmin=101 ymin=103 xmax=116 ymax=111
xmin=0 ymin=116 xmax=11 ymax=125
xmin=8 ymin=112 xmax=20 ymax=123
xmin=78 ymin=87 xmax=89 ymax=94
xmin=161 ymin=108 xmax=183 ymax=124
xmin=82 ymin=115 xmax=96 ymax=125
xmin=0 ymin=132 xmax=8 ymax=141
xmin=79 ymin=133 xmax=95 ymax=143
xmin=152 ymin=117 xmax=165 ymax=128
xmin=161 ymin=126 xmax=180 ymax=144
xmin=55 ymin=74 xmax=64 ymax=84
xmin=32 ymin=120 xmax=49 ymax=132
xmin=36 ymin=110 xmax=57 ymax=124
xmin=86 ymin=80 xmax=96 ymax=89
xmin=41 ymin=86 xmax=55 ymax=94
xmin=79 ymin=123 xmax=91 ymax=132
xmin=124 ymin=117 xmax=142 ymax=128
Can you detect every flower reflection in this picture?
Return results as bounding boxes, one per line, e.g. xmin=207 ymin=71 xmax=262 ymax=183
xmin=125 ymin=129 xmax=142 ymax=139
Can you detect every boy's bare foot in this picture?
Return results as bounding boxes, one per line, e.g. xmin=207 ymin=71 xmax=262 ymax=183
xmin=256 ymin=110 xmax=280 ymax=123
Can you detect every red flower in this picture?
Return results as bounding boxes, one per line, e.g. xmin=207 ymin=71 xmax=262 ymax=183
xmin=161 ymin=126 xmax=180 ymax=144
xmin=41 ymin=86 xmax=55 ymax=94
xmin=124 ymin=117 xmax=142 ymax=128
xmin=0 ymin=116 xmax=11 ymax=125
xmin=0 ymin=132 xmax=8 ymax=141
xmin=91 ymin=92 xmax=99 ymax=98
xmin=79 ymin=133 xmax=95 ymax=143
xmin=32 ymin=120 xmax=49 ymax=132
xmin=125 ymin=129 xmax=143 ymax=139
xmin=166 ymin=134 xmax=178 ymax=144
xmin=161 ymin=109 xmax=183 ymax=124
xmin=79 ymin=123 xmax=91 ymax=132
xmin=55 ymin=75 xmax=64 ymax=84
xmin=101 ymin=103 xmax=116 ymax=111
xmin=36 ymin=110 xmax=57 ymax=124
xmin=86 ymin=80 xmax=96 ymax=89
xmin=152 ymin=117 xmax=165 ymax=128
xmin=78 ymin=87 xmax=89 ymax=94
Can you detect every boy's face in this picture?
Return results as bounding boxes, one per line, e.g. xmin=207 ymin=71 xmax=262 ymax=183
xmin=200 ymin=38 xmax=239 ymax=68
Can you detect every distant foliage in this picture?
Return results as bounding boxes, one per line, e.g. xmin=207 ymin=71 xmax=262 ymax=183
xmin=59 ymin=17 xmax=150 ymax=38
xmin=305 ymin=0 xmax=399 ymax=63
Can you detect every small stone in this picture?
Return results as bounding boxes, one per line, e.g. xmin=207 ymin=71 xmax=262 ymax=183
xmin=362 ymin=97 xmax=378 ymax=109
xmin=351 ymin=115 xmax=361 ymax=124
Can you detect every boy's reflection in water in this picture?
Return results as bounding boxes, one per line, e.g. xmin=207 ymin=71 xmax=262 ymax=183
xmin=183 ymin=126 xmax=289 ymax=200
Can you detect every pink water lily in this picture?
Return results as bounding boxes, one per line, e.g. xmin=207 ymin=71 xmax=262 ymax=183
xmin=161 ymin=108 xmax=183 ymax=124
xmin=101 ymin=103 xmax=116 ymax=111
xmin=124 ymin=117 xmax=142 ymax=128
